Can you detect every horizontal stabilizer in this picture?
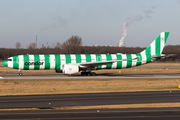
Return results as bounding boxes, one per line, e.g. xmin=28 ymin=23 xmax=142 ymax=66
xmin=151 ymin=54 xmax=176 ymax=59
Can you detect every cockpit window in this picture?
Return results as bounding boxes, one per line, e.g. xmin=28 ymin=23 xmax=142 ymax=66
xmin=7 ymin=59 xmax=12 ymax=61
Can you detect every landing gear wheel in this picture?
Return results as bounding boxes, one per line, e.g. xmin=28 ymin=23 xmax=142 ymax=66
xmin=81 ymin=72 xmax=86 ymax=76
xmin=18 ymin=69 xmax=22 ymax=76
xmin=81 ymin=72 xmax=96 ymax=76
xmin=19 ymin=73 xmax=22 ymax=76
xmin=86 ymin=72 xmax=91 ymax=76
xmin=91 ymin=72 xmax=96 ymax=76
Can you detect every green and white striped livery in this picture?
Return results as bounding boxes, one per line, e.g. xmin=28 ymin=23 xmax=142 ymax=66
xmin=2 ymin=32 xmax=170 ymax=75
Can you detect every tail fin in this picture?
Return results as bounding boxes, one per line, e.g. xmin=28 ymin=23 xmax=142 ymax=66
xmin=136 ymin=32 xmax=170 ymax=63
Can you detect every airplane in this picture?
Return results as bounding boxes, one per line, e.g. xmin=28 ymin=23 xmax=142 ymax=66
xmin=2 ymin=32 xmax=170 ymax=76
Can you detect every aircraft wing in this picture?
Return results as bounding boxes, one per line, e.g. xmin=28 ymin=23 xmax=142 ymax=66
xmin=79 ymin=57 xmax=138 ymax=68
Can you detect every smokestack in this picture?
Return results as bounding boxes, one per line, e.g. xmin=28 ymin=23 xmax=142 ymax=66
xmin=46 ymin=42 xmax=48 ymax=48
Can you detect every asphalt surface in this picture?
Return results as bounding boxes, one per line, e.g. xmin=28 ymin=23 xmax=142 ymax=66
xmin=0 ymin=91 xmax=180 ymax=119
xmin=0 ymin=73 xmax=180 ymax=119
xmin=1 ymin=73 xmax=180 ymax=79
xmin=1 ymin=108 xmax=180 ymax=120
xmin=0 ymin=91 xmax=180 ymax=109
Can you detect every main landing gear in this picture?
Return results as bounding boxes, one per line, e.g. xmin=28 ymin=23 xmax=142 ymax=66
xmin=18 ymin=69 xmax=22 ymax=76
xmin=81 ymin=72 xmax=96 ymax=76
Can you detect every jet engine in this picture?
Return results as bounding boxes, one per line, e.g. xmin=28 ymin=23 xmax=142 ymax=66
xmin=63 ymin=64 xmax=80 ymax=75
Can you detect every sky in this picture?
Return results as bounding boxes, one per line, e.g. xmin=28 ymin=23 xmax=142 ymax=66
xmin=0 ymin=0 xmax=180 ymax=48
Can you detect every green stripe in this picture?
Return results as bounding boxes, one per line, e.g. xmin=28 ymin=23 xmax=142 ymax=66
xmin=96 ymin=54 xmax=102 ymax=69
xmin=145 ymin=46 xmax=151 ymax=63
xmin=23 ymin=55 xmax=29 ymax=70
xmin=165 ymin=32 xmax=169 ymax=44
xmin=44 ymin=55 xmax=50 ymax=69
xmin=65 ymin=54 xmax=71 ymax=64
xmin=75 ymin=54 xmax=81 ymax=63
xmin=106 ymin=54 xmax=112 ymax=69
xmin=85 ymin=54 xmax=91 ymax=62
xmin=55 ymin=54 xmax=61 ymax=70
xmin=155 ymin=35 xmax=161 ymax=56
xmin=34 ymin=55 xmax=40 ymax=70
xmin=116 ymin=54 xmax=122 ymax=69
xmin=13 ymin=56 xmax=19 ymax=69
xmin=126 ymin=54 xmax=132 ymax=68
xmin=136 ymin=53 xmax=141 ymax=66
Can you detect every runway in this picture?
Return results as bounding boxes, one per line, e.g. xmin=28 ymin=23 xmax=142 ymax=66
xmin=1 ymin=73 xmax=180 ymax=79
xmin=0 ymin=91 xmax=180 ymax=119
xmin=1 ymin=73 xmax=180 ymax=119
xmin=0 ymin=91 xmax=180 ymax=109
xmin=1 ymin=108 xmax=180 ymax=119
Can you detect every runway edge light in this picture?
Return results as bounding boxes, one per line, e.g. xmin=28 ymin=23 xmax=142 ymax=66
xmin=178 ymin=85 xmax=180 ymax=88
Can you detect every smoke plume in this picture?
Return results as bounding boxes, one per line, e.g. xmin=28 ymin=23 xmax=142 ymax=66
xmin=38 ymin=15 xmax=67 ymax=34
xmin=119 ymin=5 xmax=158 ymax=47
xmin=119 ymin=22 xmax=128 ymax=47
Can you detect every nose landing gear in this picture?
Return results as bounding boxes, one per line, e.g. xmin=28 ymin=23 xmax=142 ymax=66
xmin=18 ymin=69 xmax=22 ymax=76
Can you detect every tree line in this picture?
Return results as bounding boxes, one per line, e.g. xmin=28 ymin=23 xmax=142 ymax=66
xmin=1 ymin=35 xmax=179 ymax=62
xmin=0 ymin=45 xmax=179 ymax=62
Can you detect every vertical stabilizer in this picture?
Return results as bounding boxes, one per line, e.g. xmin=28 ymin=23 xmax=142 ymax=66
xmin=136 ymin=32 xmax=170 ymax=63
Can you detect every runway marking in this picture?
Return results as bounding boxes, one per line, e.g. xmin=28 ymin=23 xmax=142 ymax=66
xmin=0 ymin=76 xmax=3 ymax=79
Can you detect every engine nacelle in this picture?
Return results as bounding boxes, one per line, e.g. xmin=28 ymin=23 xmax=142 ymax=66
xmin=63 ymin=64 xmax=79 ymax=75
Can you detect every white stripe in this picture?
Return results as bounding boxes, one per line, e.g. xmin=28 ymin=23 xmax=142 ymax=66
xmin=0 ymin=76 xmax=4 ymax=79
xmin=121 ymin=54 xmax=127 ymax=68
xmin=91 ymin=54 xmax=96 ymax=62
xmin=141 ymin=51 xmax=146 ymax=64
xmin=151 ymin=41 xmax=156 ymax=56
xmin=8 ymin=57 xmax=13 ymax=68
xmin=71 ymin=54 xmax=76 ymax=64
xmin=60 ymin=54 xmax=65 ymax=69
xmin=29 ymin=55 xmax=34 ymax=70
xmin=111 ymin=54 xmax=117 ymax=69
xmin=131 ymin=54 xmax=137 ymax=67
xmin=101 ymin=54 xmax=106 ymax=68
xmin=160 ymin=32 xmax=165 ymax=53
xmin=19 ymin=55 xmax=24 ymax=69
xmin=50 ymin=54 xmax=55 ymax=70
xmin=39 ymin=55 xmax=45 ymax=70
xmin=81 ymin=54 xmax=86 ymax=63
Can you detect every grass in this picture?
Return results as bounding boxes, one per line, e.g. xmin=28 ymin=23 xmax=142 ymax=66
xmin=0 ymin=78 xmax=180 ymax=96
xmin=0 ymin=63 xmax=180 ymax=96
xmin=58 ymin=102 xmax=180 ymax=110
xmin=1 ymin=63 xmax=180 ymax=110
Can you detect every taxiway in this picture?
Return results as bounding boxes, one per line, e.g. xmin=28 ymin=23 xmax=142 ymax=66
xmin=0 ymin=91 xmax=180 ymax=119
xmin=1 ymin=73 xmax=180 ymax=79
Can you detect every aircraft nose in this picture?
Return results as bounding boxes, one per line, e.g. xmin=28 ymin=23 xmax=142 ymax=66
xmin=2 ymin=60 xmax=8 ymax=67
